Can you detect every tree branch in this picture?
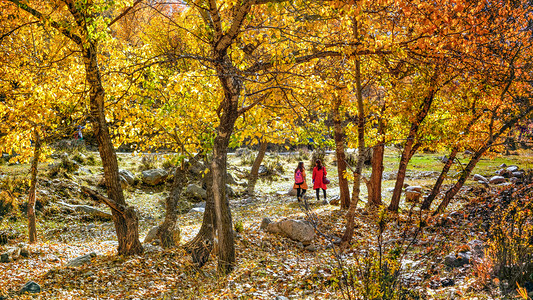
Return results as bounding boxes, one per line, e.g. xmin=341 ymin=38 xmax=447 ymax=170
xmin=81 ymin=186 xmax=126 ymax=216
xmin=108 ymin=0 xmax=143 ymax=28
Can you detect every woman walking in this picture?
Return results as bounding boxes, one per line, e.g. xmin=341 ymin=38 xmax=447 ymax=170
xmin=312 ymin=159 xmax=328 ymax=201
xmin=293 ymin=162 xmax=308 ymax=202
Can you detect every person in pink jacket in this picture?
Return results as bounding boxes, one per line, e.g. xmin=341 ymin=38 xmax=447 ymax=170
xmin=312 ymin=159 xmax=328 ymax=201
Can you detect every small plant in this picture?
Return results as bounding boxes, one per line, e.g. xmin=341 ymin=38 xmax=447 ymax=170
xmin=234 ymin=220 xmax=244 ymax=233
xmin=139 ymin=154 xmax=159 ymax=171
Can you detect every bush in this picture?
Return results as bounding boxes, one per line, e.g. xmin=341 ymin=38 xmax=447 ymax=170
xmin=0 ymin=190 xmax=19 ymax=220
xmin=487 ymin=179 xmax=533 ymax=291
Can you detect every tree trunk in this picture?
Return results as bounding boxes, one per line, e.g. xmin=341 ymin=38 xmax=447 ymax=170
xmin=157 ymin=162 xmax=188 ymax=248
xmin=333 ymin=93 xmax=351 ymax=210
xmin=341 ymin=19 xmax=365 ymax=247
xmin=27 ymin=128 xmax=41 ymax=244
xmin=388 ymin=69 xmax=440 ymax=213
xmin=366 ymin=107 xmax=386 ymax=208
xmin=246 ymin=142 xmax=268 ymax=195
xmin=185 ymin=168 xmax=216 ymax=267
xmin=83 ymin=43 xmax=142 ymax=255
xmin=420 ymin=147 xmax=458 ymax=210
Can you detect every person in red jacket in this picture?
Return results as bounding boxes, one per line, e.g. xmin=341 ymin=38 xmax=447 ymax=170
xmin=312 ymin=159 xmax=328 ymax=201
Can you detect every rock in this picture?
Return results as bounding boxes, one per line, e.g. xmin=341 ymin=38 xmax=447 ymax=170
xmin=58 ymin=202 xmax=112 ymax=219
xmin=473 ymin=174 xmax=489 ymax=183
xmin=19 ymin=245 xmax=30 ymax=258
xmin=226 ymin=173 xmax=238 ymax=185
xmin=226 ymin=184 xmax=236 ymax=197
xmin=329 ymin=195 xmax=340 ymax=205
xmin=512 ymin=171 xmax=524 ymax=178
xmin=185 ymin=184 xmax=207 ymax=201
xmin=235 ymin=148 xmax=251 ymax=157
xmin=141 ymin=168 xmax=168 ymax=185
xmin=66 ymin=252 xmax=96 ymax=267
xmin=497 ymin=169 xmax=512 ymax=178
xmin=260 ymin=218 xmax=272 ymax=230
xmin=467 ymin=239 xmax=485 ymax=258
xmin=305 ymin=244 xmax=318 ymax=252
xmin=189 ymin=207 xmax=205 ymax=213
xmin=288 ymin=187 xmax=297 ymax=196
xmin=119 ymin=169 xmax=135 ymax=185
xmin=498 ymin=163 xmax=507 ymax=168
xmin=275 ymin=296 xmax=289 ymax=300
xmin=441 ymin=278 xmax=455 ymax=287
xmin=276 ymin=191 xmax=288 ymax=196
xmin=266 ymin=219 xmax=315 ymax=244
xmin=20 ymin=281 xmax=41 ymax=294
xmin=406 ymin=186 xmax=422 ymax=192
xmin=144 ymin=226 xmax=159 ymax=244
xmin=464 ymin=150 xmax=473 ymax=155
xmin=405 ymin=191 xmax=421 ymax=202
xmin=444 ymin=252 xmax=471 ymax=268
xmin=258 ymin=165 xmax=268 ymax=176
xmin=506 ymin=165 xmax=519 ymax=173
xmin=489 ymin=176 xmax=506 ymax=184
xmin=0 ymin=252 xmax=9 ymax=263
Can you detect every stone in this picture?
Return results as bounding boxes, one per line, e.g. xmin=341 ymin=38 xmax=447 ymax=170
xmin=67 ymin=252 xmax=96 ymax=267
xmin=441 ymin=278 xmax=455 ymax=287
xmin=288 ymin=187 xmax=297 ymax=196
xmin=275 ymin=296 xmax=289 ymax=300
xmin=189 ymin=207 xmax=205 ymax=213
xmin=144 ymin=226 xmax=159 ymax=244
xmin=260 ymin=218 xmax=272 ymax=230
xmin=235 ymin=148 xmax=251 ymax=157
xmin=406 ymin=186 xmax=422 ymax=192
xmin=489 ymin=176 xmax=506 ymax=184
xmin=258 ymin=165 xmax=268 ymax=176
xmin=185 ymin=184 xmax=207 ymax=200
xmin=276 ymin=191 xmax=288 ymax=196
xmin=141 ymin=168 xmax=168 ymax=185
xmin=19 ymin=246 xmax=30 ymax=258
xmin=512 ymin=171 xmax=524 ymax=178
xmin=405 ymin=191 xmax=421 ymax=202
xmin=473 ymin=174 xmax=489 ymax=183
xmin=444 ymin=252 xmax=471 ymax=268
xmin=467 ymin=239 xmax=485 ymax=258
xmin=305 ymin=244 xmax=318 ymax=252
xmin=266 ymin=219 xmax=315 ymax=244
xmin=497 ymin=169 xmax=512 ymax=178
xmin=329 ymin=195 xmax=340 ymax=205
xmin=498 ymin=163 xmax=507 ymax=168
xmin=119 ymin=169 xmax=135 ymax=185
xmin=58 ymin=202 xmax=112 ymax=219
xmin=20 ymin=281 xmax=41 ymax=294
xmin=0 ymin=253 xmax=9 ymax=263
xmin=506 ymin=165 xmax=519 ymax=173
xmin=226 ymin=173 xmax=238 ymax=185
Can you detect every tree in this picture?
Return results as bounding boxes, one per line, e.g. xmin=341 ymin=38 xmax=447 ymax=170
xmin=4 ymin=0 xmax=144 ymax=255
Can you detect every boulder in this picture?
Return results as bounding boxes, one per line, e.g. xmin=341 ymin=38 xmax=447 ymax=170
xmin=288 ymin=187 xmax=297 ymax=196
xmin=444 ymin=252 xmax=471 ymax=268
xmin=405 ymin=191 xmax=421 ymax=202
xmin=119 ymin=169 xmax=135 ymax=185
xmin=226 ymin=173 xmax=238 ymax=185
xmin=66 ymin=252 xmax=96 ymax=267
xmin=185 ymin=184 xmax=207 ymax=201
xmin=58 ymin=202 xmax=112 ymax=219
xmin=512 ymin=171 xmax=524 ymax=178
xmin=260 ymin=218 xmax=272 ymax=230
xmin=20 ymin=281 xmax=41 ymax=294
xmin=406 ymin=186 xmax=423 ymax=192
xmin=506 ymin=165 xmax=519 ymax=173
xmin=141 ymin=169 xmax=168 ymax=185
xmin=189 ymin=207 xmax=205 ymax=213
xmin=473 ymin=174 xmax=489 ymax=184
xmin=266 ymin=219 xmax=315 ymax=244
xmin=144 ymin=226 xmax=159 ymax=244
xmin=489 ymin=176 xmax=506 ymax=185
xmin=497 ymin=169 xmax=512 ymax=178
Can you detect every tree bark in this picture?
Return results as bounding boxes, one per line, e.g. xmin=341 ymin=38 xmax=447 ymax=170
xmin=388 ymin=68 xmax=440 ymax=213
xmin=366 ymin=113 xmax=385 ymax=208
xmin=27 ymin=128 xmax=41 ymax=244
xmin=184 ymin=168 xmax=216 ymax=267
xmin=157 ymin=163 xmax=188 ymax=248
xmin=333 ymin=93 xmax=351 ymax=210
xmin=246 ymin=142 xmax=268 ymax=195
xmin=420 ymin=147 xmax=458 ymax=210
xmin=341 ymin=18 xmax=364 ymax=247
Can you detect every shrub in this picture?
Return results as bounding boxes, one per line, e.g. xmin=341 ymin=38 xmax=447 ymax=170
xmin=487 ymin=179 xmax=533 ymax=291
xmin=0 ymin=190 xmax=19 ymax=220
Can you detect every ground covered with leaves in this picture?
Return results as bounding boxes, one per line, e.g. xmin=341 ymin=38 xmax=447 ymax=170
xmin=1 ymin=147 xmax=533 ymax=299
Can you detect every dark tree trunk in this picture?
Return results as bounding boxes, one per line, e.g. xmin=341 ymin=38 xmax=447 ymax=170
xmin=83 ymin=43 xmax=142 ymax=255
xmin=389 ymin=69 xmax=440 ymax=213
xmin=421 ymin=147 xmax=458 ymax=210
xmin=333 ymin=94 xmax=351 ymax=210
xmin=246 ymin=142 xmax=268 ymax=195
xmin=185 ymin=169 xmax=216 ymax=267
xmin=366 ymin=131 xmax=384 ymax=208
xmin=27 ymin=129 xmax=41 ymax=244
xmin=157 ymin=163 xmax=188 ymax=248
